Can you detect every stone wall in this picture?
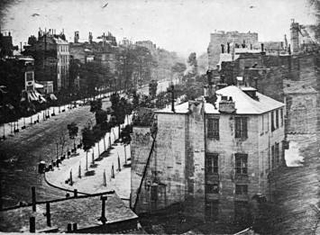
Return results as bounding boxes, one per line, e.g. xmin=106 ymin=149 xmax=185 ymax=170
xmin=208 ymin=31 xmax=258 ymax=69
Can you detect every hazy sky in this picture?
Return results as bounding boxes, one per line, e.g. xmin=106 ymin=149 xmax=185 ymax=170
xmin=0 ymin=0 xmax=317 ymax=57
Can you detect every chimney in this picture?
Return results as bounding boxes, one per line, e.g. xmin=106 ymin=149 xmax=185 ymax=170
xmin=219 ymin=96 xmax=236 ymax=113
xmin=89 ymin=32 xmax=93 ymax=44
xmin=46 ymin=202 xmax=51 ymax=227
xmin=74 ymin=31 xmax=79 ymax=43
xmin=221 ymin=44 xmax=225 ymax=53
xmin=227 ymin=42 xmax=230 ymax=53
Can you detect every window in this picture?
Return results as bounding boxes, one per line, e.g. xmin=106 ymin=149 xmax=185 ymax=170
xmin=235 ymin=117 xmax=248 ymax=139
xmin=205 ymin=153 xmax=219 ymax=174
xmin=280 ymin=108 xmax=284 ymax=127
xmin=276 ymin=110 xmax=279 ymax=129
xmin=271 ymin=111 xmax=275 ymax=132
xmin=206 ymin=183 xmax=219 ymax=194
xmin=207 ymin=118 xmax=219 ymax=140
xmin=205 ymin=200 xmax=219 ymax=221
xmin=235 ymin=185 xmax=248 ymax=195
xmin=235 ymin=153 xmax=248 ymax=175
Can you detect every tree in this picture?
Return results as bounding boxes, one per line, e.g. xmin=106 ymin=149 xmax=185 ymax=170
xmin=187 ymin=52 xmax=198 ymax=76
xmin=67 ymin=122 xmax=79 ymax=150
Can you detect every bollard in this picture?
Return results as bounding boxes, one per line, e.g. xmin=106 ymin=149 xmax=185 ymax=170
xmin=78 ymin=163 xmax=81 ymax=178
xmin=103 ymin=170 xmax=107 ymax=187
xmin=117 ymin=155 xmax=121 ymax=172
xmin=31 ymin=187 xmax=36 ymax=212
xmin=74 ymin=189 xmax=78 ymax=198
xmin=30 ymin=217 xmax=36 ymax=233
xmin=111 ymin=164 xmax=115 ymax=179
xmin=70 ymin=170 xmax=73 ymax=185
xmin=92 ymin=152 xmax=94 ymax=165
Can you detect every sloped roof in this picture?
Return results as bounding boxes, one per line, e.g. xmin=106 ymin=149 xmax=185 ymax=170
xmin=157 ymin=86 xmax=284 ymax=115
xmin=213 ymin=85 xmax=284 ymax=114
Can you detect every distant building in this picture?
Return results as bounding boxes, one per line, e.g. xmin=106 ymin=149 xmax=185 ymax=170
xmin=0 ymin=31 xmax=18 ymax=57
xmin=131 ymin=84 xmax=285 ymax=230
xmin=207 ymin=30 xmax=259 ymax=69
xmin=290 ymin=19 xmax=319 ymax=54
xmin=135 ymin=40 xmax=157 ymax=54
xmin=69 ymin=31 xmax=119 ymax=72
xmin=24 ymin=29 xmax=70 ymax=91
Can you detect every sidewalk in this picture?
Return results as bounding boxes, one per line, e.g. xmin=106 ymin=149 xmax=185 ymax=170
xmin=45 ymin=119 xmax=132 ymax=204
xmin=46 ymin=140 xmax=131 ymax=199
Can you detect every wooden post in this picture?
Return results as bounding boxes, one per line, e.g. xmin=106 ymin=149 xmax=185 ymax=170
xmin=92 ymin=151 xmax=94 ymax=165
xmin=70 ymin=170 xmax=73 ymax=185
xmin=46 ymin=202 xmax=51 ymax=227
xmin=67 ymin=223 xmax=72 ymax=232
xmin=103 ymin=170 xmax=107 ymax=187
xmin=86 ymin=152 xmax=88 ymax=171
xmin=111 ymin=164 xmax=115 ymax=179
xmin=117 ymin=155 xmax=121 ymax=172
xmin=31 ymin=186 xmax=36 ymax=212
xmin=29 ymin=217 xmax=35 ymax=233
xmin=103 ymin=136 xmax=106 ymax=151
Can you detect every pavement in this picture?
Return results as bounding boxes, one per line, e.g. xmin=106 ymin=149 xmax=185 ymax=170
xmin=45 ymin=121 xmax=132 ymax=205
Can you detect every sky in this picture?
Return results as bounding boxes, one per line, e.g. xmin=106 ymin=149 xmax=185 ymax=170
xmin=0 ymin=0 xmax=317 ymax=57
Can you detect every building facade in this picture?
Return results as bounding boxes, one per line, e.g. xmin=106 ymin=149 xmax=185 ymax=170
xmin=131 ymin=85 xmax=285 ymax=229
xmin=24 ymin=29 xmax=70 ymax=91
xmin=207 ymin=30 xmax=258 ymax=69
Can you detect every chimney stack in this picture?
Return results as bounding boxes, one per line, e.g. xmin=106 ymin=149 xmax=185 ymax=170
xmin=89 ymin=32 xmax=93 ymax=44
xmin=221 ymin=44 xmax=225 ymax=53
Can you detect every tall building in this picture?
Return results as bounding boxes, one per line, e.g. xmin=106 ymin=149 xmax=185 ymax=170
xmin=207 ymin=30 xmax=258 ymax=69
xmin=131 ymin=84 xmax=285 ymax=230
xmin=24 ymin=29 xmax=70 ymax=91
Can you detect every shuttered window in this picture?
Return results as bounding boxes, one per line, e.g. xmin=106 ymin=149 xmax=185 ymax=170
xmin=235 ymin=117 xmax=248 ymax=139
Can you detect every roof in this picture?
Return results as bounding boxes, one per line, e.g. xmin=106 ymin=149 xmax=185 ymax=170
xmin=156 ymin=86 xmax=284 ymax=115
xmin=0 ymin=192 xmax=138 ymax=233
xmin=217 ymin=53 xmax=240 ymax=69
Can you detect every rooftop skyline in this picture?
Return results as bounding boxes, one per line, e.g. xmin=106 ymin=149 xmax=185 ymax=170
xmin=0 ymin=0 xmax=317 ymax=57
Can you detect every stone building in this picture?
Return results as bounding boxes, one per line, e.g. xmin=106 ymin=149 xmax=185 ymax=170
xmin=131 ymin=85 xmax=285 ymax=229
xmin=207 ymin=30 xmax=258 ymax=69
xmin=24 ymin=29 xmax=70 ymax=91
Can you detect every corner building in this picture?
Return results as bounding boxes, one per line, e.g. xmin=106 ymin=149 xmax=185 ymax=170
xmin=131 ymin=85 xmax=285 ymax=228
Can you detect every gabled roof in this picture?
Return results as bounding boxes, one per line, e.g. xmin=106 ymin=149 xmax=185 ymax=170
xmin=156 ymin=85 xmax=284 ymax=115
